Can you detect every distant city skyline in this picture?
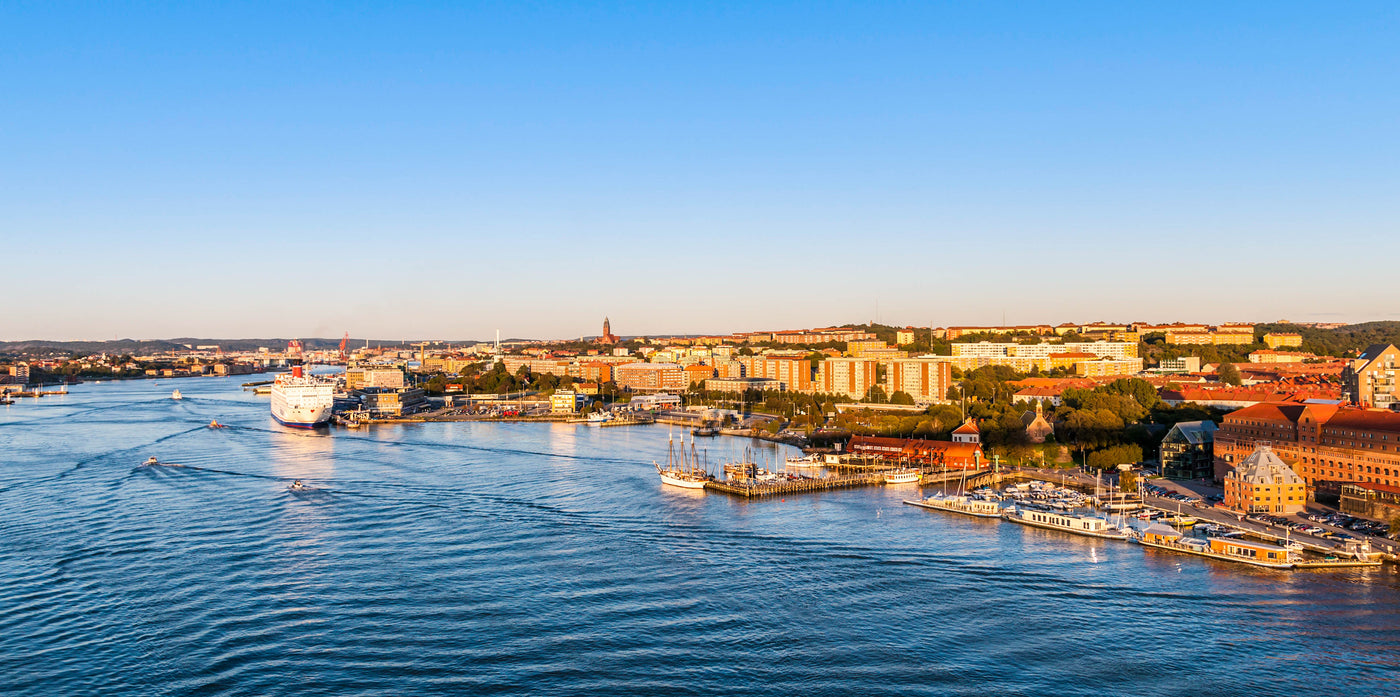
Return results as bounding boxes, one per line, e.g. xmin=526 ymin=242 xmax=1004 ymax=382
xmin=4 ymin=2 xmax=1397 ymax=340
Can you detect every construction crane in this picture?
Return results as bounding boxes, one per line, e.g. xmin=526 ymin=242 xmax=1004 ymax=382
xmin=339 ymin=332 xmax=349 ymax=362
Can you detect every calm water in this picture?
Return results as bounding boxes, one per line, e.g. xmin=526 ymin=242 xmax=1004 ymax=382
xmin=2 ymin=376 xmax=1398 ymax=696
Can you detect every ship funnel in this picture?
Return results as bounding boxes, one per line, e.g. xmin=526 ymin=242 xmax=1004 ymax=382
xmin=293 ymin=366 xmax=303 ymax=378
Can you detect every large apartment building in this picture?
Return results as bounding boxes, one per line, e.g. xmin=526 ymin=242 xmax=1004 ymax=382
xmin=614 ymin=363 xmax=686 ymax=392
xmin=1213 ymin=402 xmax=1400 ymax=491
xmin=817 ymin=357 xmax=880 ymax=399
xmin=884 ymin=358 xmax=952 ymax=403
xmin=1343 ymin=344 xmax=1398 ymax=410
xmin=950 ymin=341 xmax=1138 ymax=360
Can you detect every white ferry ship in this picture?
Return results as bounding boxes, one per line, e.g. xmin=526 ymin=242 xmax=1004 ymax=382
xmin=1003 ymin=505 xmax=1130 ymax=540
xmin=270 ymin=366 xmax=334 ymax=428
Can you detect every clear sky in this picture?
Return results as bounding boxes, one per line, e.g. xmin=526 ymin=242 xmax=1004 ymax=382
xmin=3 ymin=2 xmax=1397 ymax=341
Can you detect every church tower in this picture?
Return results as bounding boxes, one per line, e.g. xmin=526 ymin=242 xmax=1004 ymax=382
xmin=603 ymin=317 xmax=611 ymax=338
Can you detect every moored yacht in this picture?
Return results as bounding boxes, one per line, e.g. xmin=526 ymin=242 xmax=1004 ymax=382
xmin=784 ymin=453 xmax=824 ymax=469
xmin=1003 ymin=505 xmax=1130 ymax=540
xmin=883 ymin=469 xmax=922 ymax=484
xmin=904 ymin=493 xmax=1002 ymax=518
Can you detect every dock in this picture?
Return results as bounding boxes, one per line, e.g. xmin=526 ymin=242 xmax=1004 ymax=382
xmin=702 ymin=468 xmax=995 ymax=498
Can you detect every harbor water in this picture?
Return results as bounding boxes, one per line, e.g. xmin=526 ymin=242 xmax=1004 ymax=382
xmin=2 ymin=375 xmax=1398 ymax=696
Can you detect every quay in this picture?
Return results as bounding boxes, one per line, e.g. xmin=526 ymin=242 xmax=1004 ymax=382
xmin=703 ymin=468 xmax=995 ymax=498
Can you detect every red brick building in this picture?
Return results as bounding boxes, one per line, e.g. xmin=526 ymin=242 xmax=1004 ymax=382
xmin=847 ymin=435 xmax=985 ymax=469
xmin=1213 ymin=403 xmax=1400 ymax=491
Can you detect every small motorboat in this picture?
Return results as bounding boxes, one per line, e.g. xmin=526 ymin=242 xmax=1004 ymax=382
xmin=208 ymin=420 xmax=225 ymax=429
xmin=143 ymin=456 xmax=159 ymax=466
xmin=288 ymin=480 xmax=308 ymax=492
xmin=171 ymin=389 xmax=182 ymax=400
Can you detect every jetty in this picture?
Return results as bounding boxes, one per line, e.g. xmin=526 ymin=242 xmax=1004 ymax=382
xmin=703 ymin=468 xmax=994 ymax=498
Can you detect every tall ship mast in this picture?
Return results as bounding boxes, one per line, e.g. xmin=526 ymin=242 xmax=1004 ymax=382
xmin=655 ymin=434 xmax=712 ymax=489
xmin=270 ymin=366 xmax=335 ymax=428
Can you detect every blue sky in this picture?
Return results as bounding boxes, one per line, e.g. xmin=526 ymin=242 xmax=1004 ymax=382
xmin=3 ymin=2 xmax=1397 ymax=340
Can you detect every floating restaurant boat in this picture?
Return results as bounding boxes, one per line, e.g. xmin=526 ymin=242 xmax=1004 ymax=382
xmin=904 ymin=494 xmax=1001 ymax=518
xmin=1002 ymin=505 xmax=1130 ymax=540
xmin=1133 ymin=524 xmax=1299 ymax=569
xmin=883 ymin=469 xmax=922 ymax=484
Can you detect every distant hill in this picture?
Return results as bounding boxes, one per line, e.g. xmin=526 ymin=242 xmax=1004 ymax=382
xmin=0 ymin=338 xmax=483 ymax=357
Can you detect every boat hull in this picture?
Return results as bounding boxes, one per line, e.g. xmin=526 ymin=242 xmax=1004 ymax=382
xmin=272 ymin=410 xmax=331 ymax=428
xmin=659 ymin=473 xmax=709 ymax=489
xmin=1004 ymin=512 xmax=1130 ymax=540
xmin=1133 ymin=538 xmax=1295 ymax=569
xmin=902 ymin=499 xmax=1001 ymax=518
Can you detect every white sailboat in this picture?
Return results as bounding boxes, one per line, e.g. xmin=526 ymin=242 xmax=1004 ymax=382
xmin=655 ymin=434 xmax=712 ymax=489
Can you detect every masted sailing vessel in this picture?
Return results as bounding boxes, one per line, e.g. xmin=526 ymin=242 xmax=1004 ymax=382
xmin=655 ymin=435 xmax=712 ymax=489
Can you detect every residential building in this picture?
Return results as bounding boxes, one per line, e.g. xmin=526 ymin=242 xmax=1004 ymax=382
xmin=895 ymin=329 xmax=917 ymax=345
xmin=550 ymin=390 xmax=588 ymax=414
xmin=1223 ymin=443 xmax=1306 ymax=514
xmin=1158 ymin=356 xmax=1202 ymax=374
xmin=816 ymin=357 xmax=880 ymax=399
xmin=9 ymin=363 xmax=29 ymax=384
xmin=1075 ymin=358 xmax=1144 ymax=377
xmin=943 ymin=325 xmax=1055 ymax=340
xmin=1263 ymin=333 xmax=1303 ymax=349
xmin=565 ymin=362 xmax=614 ymax=384
xmin=950 ymin=341 xmax=1138 ymax=361
xmin=884 ymin=358 xmax=952 ymax=404
xmin=1165 ymin=329 xmax=1256 ymax=346
xmin=952 ymin=419 xmax=980 ymax=444
xmin=684 ymin=364 xmax=716 ymax=386
xmin=736 ymin=354 xmax=812 ymax=391
xmin=1343 ymin=344 xmax=1398 ymax=409
xmin=1013 ymin=385 xmax=1065 ymax=407
xmin=1248 ymin=350 xmax=1316 ymax=364
xmin=614 ymin=363 xmax=686 ymax=392
xmin=345 ymin=365 xmax=405 ymax=391
xmin=1159 ymin=421 xmax=1218 ymax=480
xmin=704 ymin=377 xmax=783 ymax=393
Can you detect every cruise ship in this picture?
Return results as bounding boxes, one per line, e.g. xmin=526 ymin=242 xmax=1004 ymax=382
xmin=270 ymin=366 xmax=335 ymax=428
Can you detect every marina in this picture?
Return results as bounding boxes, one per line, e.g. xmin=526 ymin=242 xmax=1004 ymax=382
xmin=3 ymin=374 xmax=1399 ymax=697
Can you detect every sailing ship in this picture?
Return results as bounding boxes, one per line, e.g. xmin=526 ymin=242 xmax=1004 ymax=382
xmin=655 ymin=435 xmax=712 ymax=489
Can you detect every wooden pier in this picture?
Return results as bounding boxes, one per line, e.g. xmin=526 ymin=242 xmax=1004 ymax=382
xmin=702 ymin=468 xmax=996 ymax=498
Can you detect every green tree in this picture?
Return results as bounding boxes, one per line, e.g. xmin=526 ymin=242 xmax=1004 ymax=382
xmin=1217 ymin=362 xmax=1242 ymax=386
xmin=889 ymin=390 xmax=915 ymax=405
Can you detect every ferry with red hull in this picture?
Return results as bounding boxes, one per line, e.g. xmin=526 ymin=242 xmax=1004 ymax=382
xmin=270 ymin=366 xmax=334 ymax=428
